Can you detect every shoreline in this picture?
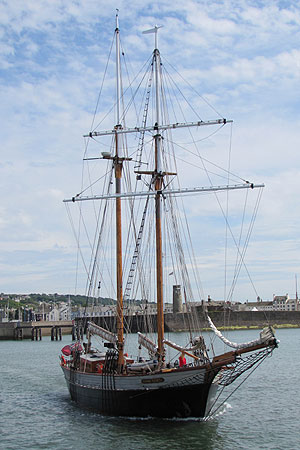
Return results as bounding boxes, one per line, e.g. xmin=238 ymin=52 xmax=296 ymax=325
xmin=200 ymin=323 xmax=300 ymax=332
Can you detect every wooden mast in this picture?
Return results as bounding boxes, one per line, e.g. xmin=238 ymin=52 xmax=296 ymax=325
xmin=153 ymin=31 xmax=165 ymax=360
xmin=114 ymin=11 xmax=124 ymax=370
xmin=155 ymin=164 xmax=164 ymax=358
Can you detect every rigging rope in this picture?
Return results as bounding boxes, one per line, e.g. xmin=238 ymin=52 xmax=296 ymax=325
xmin=205 ymin=346 xmax=275 ymax=419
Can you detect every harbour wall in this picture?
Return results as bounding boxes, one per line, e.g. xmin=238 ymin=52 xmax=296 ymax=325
xmin=164 ymin=309 xmax=300 ymax=331
xmin=80 ymin=309 xmax=300 ymax=333
xmin=1 ymin=310 xmax=300 ymax=340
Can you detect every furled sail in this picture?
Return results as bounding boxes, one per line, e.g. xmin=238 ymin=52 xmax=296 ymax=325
xmin=163 ymin=337 xmax=205 ymax=353
xmin=88 ymin=321 xmax=117 ymax=344
xmin=138 ymin=332 xmax=157 ymax=356
xmin=207 ymin=315 xmax=275 ymax=349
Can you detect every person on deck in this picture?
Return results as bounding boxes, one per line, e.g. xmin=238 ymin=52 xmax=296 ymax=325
xmin=179 ymin=352 xmax=186 ymax=367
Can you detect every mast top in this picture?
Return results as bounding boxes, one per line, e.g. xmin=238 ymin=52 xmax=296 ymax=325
xmin=142 ymin=25 xmax=163 ymax=50
xmin=115 ymin=9 xmax=119 ymax=30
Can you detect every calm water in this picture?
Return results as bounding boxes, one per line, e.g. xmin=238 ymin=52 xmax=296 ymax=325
xmin=0 ymin=328 xmax=298 ymax=450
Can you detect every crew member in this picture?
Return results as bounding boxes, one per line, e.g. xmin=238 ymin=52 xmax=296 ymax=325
xmin=179 ymin=352 xmax=186 ymax=367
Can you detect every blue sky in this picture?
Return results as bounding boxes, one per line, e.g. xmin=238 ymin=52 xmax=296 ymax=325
xmin=1 ymin=0 xmax=300 ymax=301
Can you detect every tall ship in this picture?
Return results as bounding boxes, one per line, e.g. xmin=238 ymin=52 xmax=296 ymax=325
xmin=60 ymin=14 xmax=278 ymax=418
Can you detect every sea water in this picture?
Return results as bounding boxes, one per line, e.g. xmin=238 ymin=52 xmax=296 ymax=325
xmin=0 ymin=328 xmax=298 ymax=450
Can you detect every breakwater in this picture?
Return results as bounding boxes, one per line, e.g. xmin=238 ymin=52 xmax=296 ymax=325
xmin=77 ymin=309 xmax=300 ymax=333
xmin=1 ymin=310 xmax=299 ymax=340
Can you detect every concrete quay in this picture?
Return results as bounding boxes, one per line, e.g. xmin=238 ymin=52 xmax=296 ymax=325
xmin=0 ymin=320 xmax=73 ymax=340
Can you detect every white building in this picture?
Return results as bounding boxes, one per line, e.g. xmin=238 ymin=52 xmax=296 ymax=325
xmin=235 ymin=294 xmax=300 ymax=312
xmin=273 ymin=294 xmax=298 ymax=311
xmin=47 ymin=304 xmax=72 ymax=321
xmin=48 ymin=306 xmax=60 ymax=321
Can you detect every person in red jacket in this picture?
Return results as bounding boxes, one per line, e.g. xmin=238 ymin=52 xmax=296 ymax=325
xmin=179 ymin=352 xmax=186 ymax=367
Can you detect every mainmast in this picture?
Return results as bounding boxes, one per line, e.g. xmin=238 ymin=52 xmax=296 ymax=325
xmin=143 ymin=25 xmax=165 ymax=360
xmin=154 ymin=40 xmax=164 ymax=359
xmin=114 ymin=10 xmax=124 ymax=371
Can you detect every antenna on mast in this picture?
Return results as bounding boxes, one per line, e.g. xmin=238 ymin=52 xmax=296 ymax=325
xmin=142 ymin=25 xmax=163 ymax=49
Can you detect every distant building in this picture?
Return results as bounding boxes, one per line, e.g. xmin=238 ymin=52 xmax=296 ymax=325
xmin=285 ymin=298 xmax=298 ymax=311
xmin=234 ymin=294 xmax=300 ymax=312
xmin=35 ymin=302 xmax=72 ymax=321
xmin=273 ymin=294 xmax=289 ymax=310
xmin=34 ymin=303 xmax=51 ymax=321
xmin=235 ymin=301 xmax=273 ymax=312
xmin=273 ymin=294 xmax=298 ymax=311
xmin=48 ymin=306 xmax=60 ymax=321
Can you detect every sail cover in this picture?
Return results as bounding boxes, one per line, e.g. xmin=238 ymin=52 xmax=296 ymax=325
xmin=207 ymin=315 xmax=275 ymax=349
xmin=61 ymin=342 xmax=83 ymax=356
xmin=88 ymin=322 xmax=117 ymax=344
xmin=163 ymin=338 xmax=205 ymax=353
xmin=138 ymin=332 xmax=157 ymax=355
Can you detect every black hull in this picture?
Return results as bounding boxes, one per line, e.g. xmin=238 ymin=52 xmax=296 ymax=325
xmin=64 ymin=369 xmax=217 ymax=418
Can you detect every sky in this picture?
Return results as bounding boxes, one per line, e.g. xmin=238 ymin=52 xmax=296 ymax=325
xmin=1 ymin=0 xmax=300 ymax=301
